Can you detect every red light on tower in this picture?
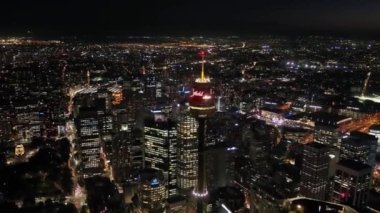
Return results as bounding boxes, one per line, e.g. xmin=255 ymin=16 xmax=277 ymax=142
xmin=198 ymin=50 xmax=206 ymax=58
xmin=340 ymin=192 xmax=349 ymax=199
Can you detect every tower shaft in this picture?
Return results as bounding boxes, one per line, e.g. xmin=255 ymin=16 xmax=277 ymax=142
xmin=195 ymin=118 xmax=206 ymax=213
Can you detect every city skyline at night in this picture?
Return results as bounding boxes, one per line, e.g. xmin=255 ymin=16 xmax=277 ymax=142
xmin=1 ymin=1 xmax=380 ymax=213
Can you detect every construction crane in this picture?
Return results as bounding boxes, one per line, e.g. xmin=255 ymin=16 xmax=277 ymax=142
xmin=361 ymin=72 xmax=371 ymax=97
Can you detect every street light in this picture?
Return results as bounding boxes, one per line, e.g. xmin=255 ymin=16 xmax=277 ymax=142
xmin=296 ymin=204 xmax=303 ymax=213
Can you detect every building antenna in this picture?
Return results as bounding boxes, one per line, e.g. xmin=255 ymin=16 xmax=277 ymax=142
xmin=198 ymin=50 xmax=206 ymax=81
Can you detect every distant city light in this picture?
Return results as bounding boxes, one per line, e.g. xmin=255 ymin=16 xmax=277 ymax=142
xmin=227 ymin=147 xmax=238 ymax=151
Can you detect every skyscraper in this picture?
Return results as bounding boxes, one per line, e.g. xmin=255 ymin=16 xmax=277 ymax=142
xmin=205 ymin=146 xmax=230 ymax=191
xmin=75 ymin=107 xmax=102 ymax=178
xmin=307 ymin=112 xmax=351 ymax=148
xmin=243 ymin=121 xmax=271 ymax=172
xmin=299 ymin=142 xmax=329 ymax=200
xmin=332 ymin=159 xmax=371 ymax=209
xmin=369 ymin=124 xmax=380 ymax=153
xmin=177 ymin=115 xmax=198 ymax=195
xmin=112 ymin=112 xmax=143 ymax=182
xmin=188 ymin=50 xmax=216 ymax=213
xmin=144 ymin=115 xmax=178 ymax=198
xmin=340 ymin=131 xmax=377 ymax=168
xmin=139 ymin=168 xmax=167 ymax=212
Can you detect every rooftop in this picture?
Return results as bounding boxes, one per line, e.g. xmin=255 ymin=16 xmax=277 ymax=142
xmin=306 ymin=112 xmax=351 ymax=127
xmin=139 ymin=168 xmax=164 ymax=183
xmin=337 ymin=159 xmax=372 ymax=172
xmin=144 ymin=116 xmax=177 ymax=129
xmin=285 ymin=197 xmax=358 ymax=213
xmin=349 ymin=131 xmax=377 ymax=141
xmin=307 ymin=142 xmax=329 ymax=150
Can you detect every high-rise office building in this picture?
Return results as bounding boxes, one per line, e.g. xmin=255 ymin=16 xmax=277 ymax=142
xmin=123 ymin=79 xmax=145 ymax=129
xmin=108 ymin=80 xmax=146 ymax=183
xmin=188 ymin=50 xmax=216 ymax=212
xmin=205 ymin=146 xmax=230 ymax=191
xmin=177 ymin=115 xmax=198 ymax=195
xmin=340 ymin=131 xmax=377 ymax=168
xmin=97 ymin=88 xmax=112 ymax=112
xmin=307 ymin=112 xmax=351 ymax=148
xmin=98 ymin=110 xmax=114 ymax=163
xmin=242 ymin=120 xmax=271 ymax=172
xmin=113 ymin=112 xmax=144 ymax=182
xmin=300 ymin=142 xmax=329 ymax=200
xmin=75 ymin=107 xmax=102 ymax=178
xmin=144 ymin=74 xmax=161 ymax=108
xmin=369 ymin=124 xmax=380 ymax=153
xmin=332 ymin=159 xmax=372 ymax=209
xmin=144 ymin=115 xmax=178 ymax=198
xmin=139 ymin=168 xmax=167 ymax=212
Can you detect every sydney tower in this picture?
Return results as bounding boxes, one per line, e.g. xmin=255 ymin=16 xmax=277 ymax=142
xmin=188 ymin=50 xmax=216 ymax=213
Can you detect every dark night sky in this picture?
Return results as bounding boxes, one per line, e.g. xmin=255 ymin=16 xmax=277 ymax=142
xmin=1 ymin=0 xmax=380 ymax=36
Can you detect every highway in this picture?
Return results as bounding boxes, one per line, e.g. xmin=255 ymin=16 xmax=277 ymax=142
xmin=338 ymin=112 xmax=380 ymax=133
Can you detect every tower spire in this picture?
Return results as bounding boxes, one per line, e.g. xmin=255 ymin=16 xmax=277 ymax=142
xmin=199 ymin=50 xmax=206 ymax=81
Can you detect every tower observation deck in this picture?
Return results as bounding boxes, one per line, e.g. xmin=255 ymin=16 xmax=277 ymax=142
xmin=189 ymin=50 xmax=216 ymax=119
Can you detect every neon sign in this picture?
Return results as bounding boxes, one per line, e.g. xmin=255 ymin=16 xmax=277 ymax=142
xmin=203 ymin=95 xmax=212 ymax=100
xmin=151 ymin=178 xmax=160 ymax=187
xmin=192 ymin=90 xmax=205 ymax=97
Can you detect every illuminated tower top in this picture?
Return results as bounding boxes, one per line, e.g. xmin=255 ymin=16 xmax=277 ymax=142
xmin=189 ymin=51 xmax=216 ymax=118
xmin=196 ymin=50 xmax=210 ymax=83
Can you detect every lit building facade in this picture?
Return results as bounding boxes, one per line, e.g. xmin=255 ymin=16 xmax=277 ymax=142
xmin=139 ymin=168 xmax=167 ymax=212
xmin=144 ymin=74 xmax=163 ymax=108
xmin=177 ymin=115 xmax=198 ymax=195
xmin=314 ymin=122 xmax=343 ymax=148
xmin=242 ymin=121 xmax=271 ymax=172
xmin=107 ymin=85 xmax=123 ymax=105
xmin=112 ymin=112 xmax=144 ymax=183
xmin=340 ymin=131 xmax=377 ymax=168
xmin=75 ymin=107 xmax=102 ymax=178
xmin=144 ymin=116 xmax=178 ymax=198
xmin=332 ymin=159 xmax=371 ymax=209
xmin=369 ymin=124 xmax=380 ymax=153
xmin=307 ymin=112 xmax=351 ymax=148
xmin=300 ymin=142 xmax=329 ymax=200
